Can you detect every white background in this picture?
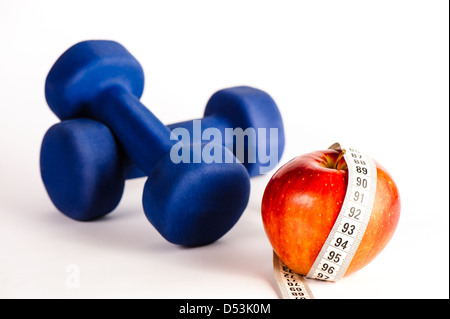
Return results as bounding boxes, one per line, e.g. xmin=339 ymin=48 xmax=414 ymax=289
xmin=0 ymin=0 xmax=448 ymax=299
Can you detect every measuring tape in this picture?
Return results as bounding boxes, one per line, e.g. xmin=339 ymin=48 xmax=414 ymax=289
xmin=273 ymin=252 xmax=314 ymax=299
xmin=273 ymin=143 xmax=377 ymax=298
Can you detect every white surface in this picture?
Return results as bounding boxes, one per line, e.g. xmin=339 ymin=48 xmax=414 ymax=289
xmin=0 ymin=0 xmax=448 ymax=299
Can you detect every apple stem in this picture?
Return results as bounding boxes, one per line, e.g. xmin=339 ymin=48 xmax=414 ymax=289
xmin=335 ymin=149 xmax=346 ymax=169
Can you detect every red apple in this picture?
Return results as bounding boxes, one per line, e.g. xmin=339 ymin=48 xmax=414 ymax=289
xmin=261 ymin=148 xmax=401 ymax=277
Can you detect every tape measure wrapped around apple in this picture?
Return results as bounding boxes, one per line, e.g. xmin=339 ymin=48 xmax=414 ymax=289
xmin=261 ymin=143 xmax=401 ymax=296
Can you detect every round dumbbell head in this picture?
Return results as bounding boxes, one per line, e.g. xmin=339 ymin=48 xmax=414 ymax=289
xmin=204 ymin=86 xmax=285 ymax=177
xmin=143 ymin=144 xmax=250 ymax=246
xmin=45 ymin=40 xmax=144 ymax=120
xmin=40 ymin=119 xmax=126 ymax=221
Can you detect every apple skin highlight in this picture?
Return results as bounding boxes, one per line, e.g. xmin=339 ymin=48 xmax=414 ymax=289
xmin=261 ymin=149 xmax=401 ymax=277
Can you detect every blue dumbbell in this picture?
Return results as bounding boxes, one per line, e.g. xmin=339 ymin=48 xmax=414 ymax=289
xmin=130 ymin=86 xmax=285 ymax=179
xmin=42 ymin=40 xmax=252 ymax=246
xmin=41 ymin=85 xmax=285 ymax=222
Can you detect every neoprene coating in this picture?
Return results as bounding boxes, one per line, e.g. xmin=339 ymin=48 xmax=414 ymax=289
xmin=42 ymin=40 xmax=254 ymax=246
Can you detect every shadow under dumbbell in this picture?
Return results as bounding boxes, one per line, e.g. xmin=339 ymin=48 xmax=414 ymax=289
xmin=39 ymin=177 xmax=273 ymax=289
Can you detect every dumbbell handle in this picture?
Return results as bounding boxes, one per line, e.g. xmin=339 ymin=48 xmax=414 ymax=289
xmin=124 ymin=115 xmax=235 ymax=179
xmin=89 ymin=85 xmax=176 ymax=176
